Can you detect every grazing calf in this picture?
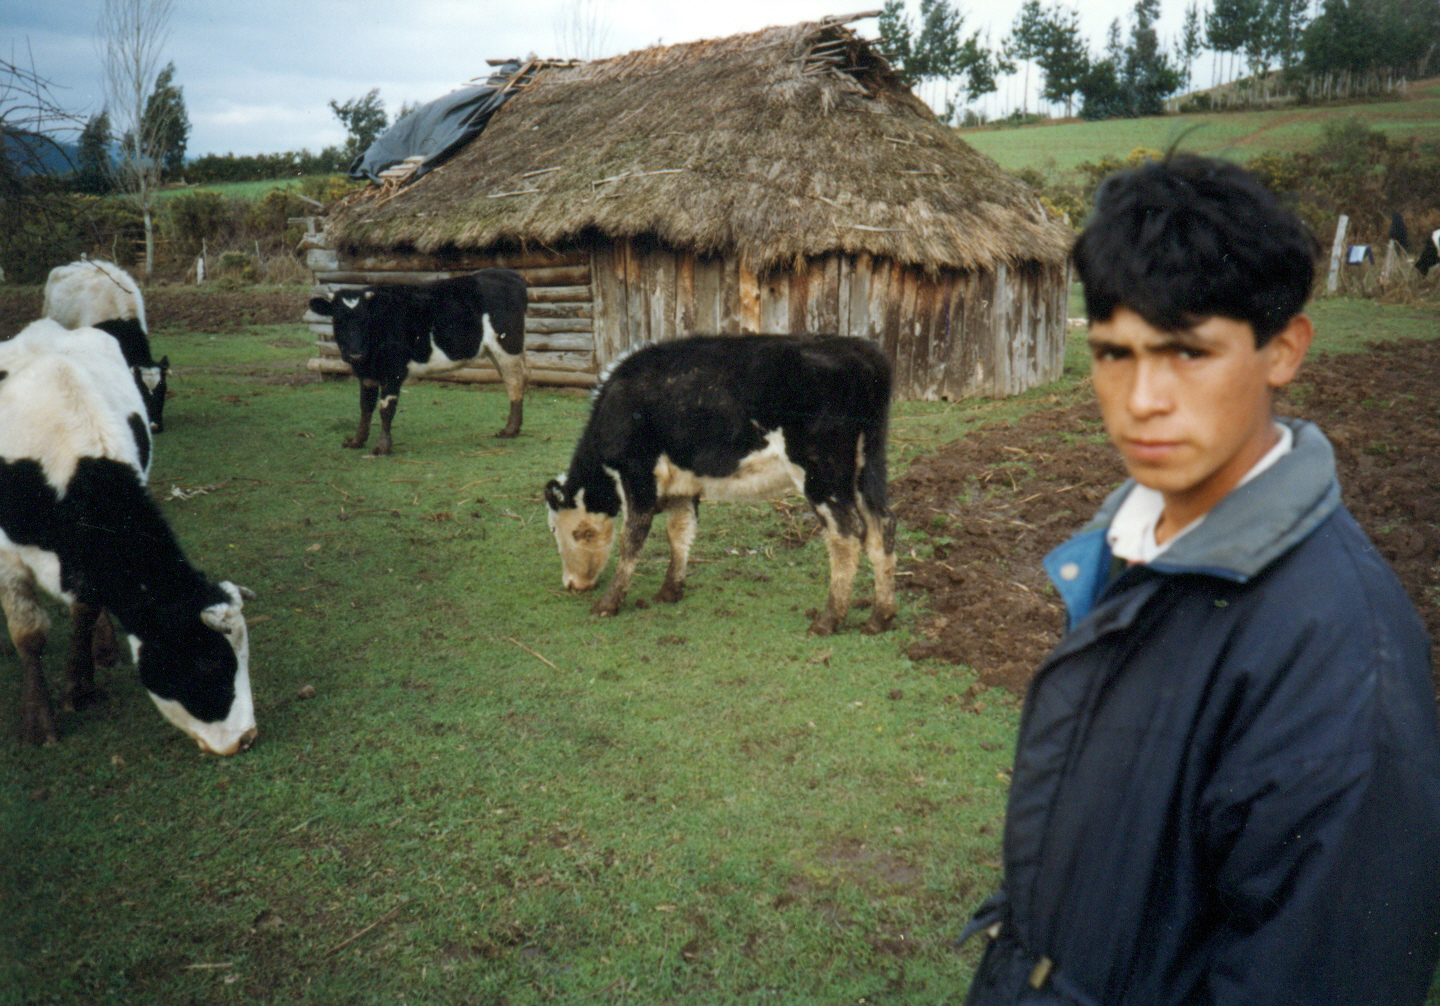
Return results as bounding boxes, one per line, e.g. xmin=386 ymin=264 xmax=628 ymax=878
xmin=0 ymin=320 xmax=256 ymax=754
xmin=308 ymin=269 xmax=528 ymax=455
xmin=544 ymin=335 xmax=897 ymax=635
xmin=43 ymin=259 xmax=170 ymax=433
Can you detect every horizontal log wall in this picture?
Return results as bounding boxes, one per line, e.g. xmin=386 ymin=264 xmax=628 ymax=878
xmin=306 ymin=247 xmax=597 ymax=387
xmin=591 ymin=239 xmax=1068 ymax=400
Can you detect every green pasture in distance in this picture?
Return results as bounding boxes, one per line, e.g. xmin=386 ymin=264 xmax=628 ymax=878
xmin=1 ymin=297 xmax=1437 ymax=1004
xmin=155 ymin=175 xmax=341 ymax=202
xmin=961 ymin=80 xmax=1440 ymax=172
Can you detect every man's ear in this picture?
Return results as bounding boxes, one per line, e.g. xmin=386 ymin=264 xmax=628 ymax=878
xmin=1264 ymin=314 xmax=1314 ymax=389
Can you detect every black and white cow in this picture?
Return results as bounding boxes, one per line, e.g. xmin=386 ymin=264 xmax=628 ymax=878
xmin=43 ymin=258 xmax=170 ymax=433
xmin=1416 ymin=229 xmax=1440 ymax=277
xmin=544 ymin=334 xmax=897 ymax=636
xmin=0 ymin=320 xmax=256 ymax=754
xmin=308 ymin=269 xmax=528 ymax=455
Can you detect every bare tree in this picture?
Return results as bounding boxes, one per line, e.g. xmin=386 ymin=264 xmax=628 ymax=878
xmin=98 ymin=0 xmax=176 ymax=279
xmin=553 ymin=0 xmax=613 ymax=60
xmin=1 ymin=45 xmax=86 ymax=281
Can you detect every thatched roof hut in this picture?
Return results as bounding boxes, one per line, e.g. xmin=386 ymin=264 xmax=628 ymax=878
xmin=306 ymin=13 xmax=1074 ymax=400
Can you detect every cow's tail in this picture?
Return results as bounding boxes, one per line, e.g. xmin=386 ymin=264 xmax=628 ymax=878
xmin=856 ymin=376 xmax=894 ymax=553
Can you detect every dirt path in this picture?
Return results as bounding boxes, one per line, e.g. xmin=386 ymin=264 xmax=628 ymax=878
xmin=895 ymin=336 xmax=1440 ymax=698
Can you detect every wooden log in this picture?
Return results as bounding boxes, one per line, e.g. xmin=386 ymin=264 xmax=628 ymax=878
xmin=622 ymin=239 xmax=647 ymax=349
xmin=314 ymin=263 xmax=591 ymax=289
xmin=528 ymin=285 xmax=592 ymax=303
xmin=759 ymin=269 xmax=788 ymax=333
xmin=676 ymin=251 xmax=696 ymax=335
xmin=788 ymin=262 xmax=810 ymax=331
xmin=526 ymin=317 xmax=593 ymax=334
xmin=720 ymin=255 xmax=742 ymax=335
xmin=648 ymin=246 xmax=676 ymax=342
xmin=329 ymin=249 xmax=587 ymax=273
xmin=848 ymin=253 xmax=872 ymax=339
xmin=527 ymin=302 xmax=592 ymax=320
xmin=306 ymin=356 xmax=596 ymax=387
xmin=694 ymin=255 xmax=722 ymax=334
xmin=306 ymin=248 xmax=339 ymax=272
xmin=591 ymin=244 xmax=624 ymax=368
xmin=738 ymin=258 xmax=761 ymax=334
xmin=837 ymin=254 xmax=852 ymax=336
xmin=814 ymin=255 xmax=840 ymax=334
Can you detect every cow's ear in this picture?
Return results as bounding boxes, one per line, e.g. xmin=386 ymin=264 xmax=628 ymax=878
xmin=544 ymin=478 xmax=566 ymax=510
xmin=309 ymin=297 xmax=334 ymax=317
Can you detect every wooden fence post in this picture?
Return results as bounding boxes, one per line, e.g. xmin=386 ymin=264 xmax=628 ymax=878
xmin=1327 ymin=215 xmax=1349 ymax=294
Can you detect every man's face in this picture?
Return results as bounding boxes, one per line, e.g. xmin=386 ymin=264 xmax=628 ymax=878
xmin=1088 ymin=307 xmax=1311 ymax=525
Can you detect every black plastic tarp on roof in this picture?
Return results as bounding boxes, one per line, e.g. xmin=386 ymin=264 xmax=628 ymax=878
xmin=349 ymin=60 xmax=522 ymax=183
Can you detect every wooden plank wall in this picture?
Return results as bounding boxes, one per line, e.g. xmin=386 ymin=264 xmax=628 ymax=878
xmin=305 ymin=247 xmax=597 ymax=387
xmin=590 ymin=238 xmax=1068 ymax=401
xmin=305 ymin=238 xmax=1067 ymax=401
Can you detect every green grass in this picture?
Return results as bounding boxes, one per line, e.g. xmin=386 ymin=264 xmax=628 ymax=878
xmin=961 ymin=78 xmax=1440 ymax=172
xmin=2 ymin=298 xmax=1438 ymax=1004
xmin=155 ymin=175 xmax=341 ymax=202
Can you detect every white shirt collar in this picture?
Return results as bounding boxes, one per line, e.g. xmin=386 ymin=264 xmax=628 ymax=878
xmin=1107 ymin=422 xmax=1294 ymax=564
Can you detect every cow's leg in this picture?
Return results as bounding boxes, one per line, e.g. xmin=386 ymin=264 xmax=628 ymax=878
xmin=809 ymin=505 xmax=862 ymax=637
xmin=0 ymin=555 xmax=56 ymax=745
xmin=592 ymin=510 xmax=655 ymax=617
xmin=655 ymin=497 xmax=699 ymax=603
xmin=90 ymin=608 xmax=121 ymax=668
xmin=372 ymin=377 xmax=403 ymax=456
xmin=65 ymin=602 xmax=111 ymax=711
xmin=489 ymin=347 xmax=527 ymax=439
xmin=343 ymin=381 xmax=379 ymax=450
xmin=860 ymin=506 xmax=898 ymax=635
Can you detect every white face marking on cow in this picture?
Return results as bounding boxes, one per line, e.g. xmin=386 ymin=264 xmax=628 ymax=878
xmin=139 ymin=366 xmax=162 ymax=392
xmin=146 ymin=582 xmax=256 ymax=756
xmin=547 ymin=487 xmax=615 ymax=591
xmin=341 ymin=295 xmax=361 ymax=309
xmin=652 ymin=429 xmax=806 ymax=502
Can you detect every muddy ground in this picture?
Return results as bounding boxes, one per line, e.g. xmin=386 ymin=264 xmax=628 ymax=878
xmin=0 ymin=286 xmax=304 ymax=336
xmin=894 ymin=337 xmax=1440 ymax=697
xmin=2 ymin=285 xmax=1435 ymax=697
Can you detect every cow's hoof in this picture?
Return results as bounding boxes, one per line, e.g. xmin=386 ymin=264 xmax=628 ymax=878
xmin=861 ymin=613 xmax=895 ymax=636
xmin=654 ymin=583 xmax=684 ymax=604
xmin=590 ymin=603 xmax=619 ymax=617
xmin=371 ymin=444 xmax=392 ymax=457
xmin=21 ymin=714 xmax=57 ymax=747
xmin=494 ymin=427 xmax=520 ymax=439
xmin=62 ymin=684 xmax=105 ymax=713
xmin=341 ymin=438 xmax=366 ymax=450
xmin=807 ymin=617 xmax=838 ymax=637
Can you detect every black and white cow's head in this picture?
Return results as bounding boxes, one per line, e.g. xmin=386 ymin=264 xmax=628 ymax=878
xmin=544 ymin=475 xmax=616 ymax=591
xmin=93 ymin=317 xmax=169 ymax=433
xmin=135 ymin=357 xmax=169 ymax=433
xmin=310 ymin=290 xmax=390 ymax=367
xmin=136 ymin=580 xmax=257 ymax=756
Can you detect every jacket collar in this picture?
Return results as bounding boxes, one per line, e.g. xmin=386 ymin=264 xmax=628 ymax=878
xmin=1045 ymin=418 xmax=1342 ymax=628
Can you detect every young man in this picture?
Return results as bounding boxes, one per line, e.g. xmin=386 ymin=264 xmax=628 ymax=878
xmin=961 ymin=155 xmax=1440 ymax=1005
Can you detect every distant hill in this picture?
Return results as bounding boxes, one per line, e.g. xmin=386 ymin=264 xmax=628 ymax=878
xmin=2 ymin=131 xmax=79 ymax=175
xmin=960 ymin=78 xmax=1440 ymax=173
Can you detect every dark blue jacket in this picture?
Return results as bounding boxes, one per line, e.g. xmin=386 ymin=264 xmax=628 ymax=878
xmin=964 ymin=419 xmax=1440 ymax=1005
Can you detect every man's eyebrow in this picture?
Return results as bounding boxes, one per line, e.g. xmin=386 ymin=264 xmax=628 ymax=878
xmin=1088 ymin=328 xmax=1210 ymax=351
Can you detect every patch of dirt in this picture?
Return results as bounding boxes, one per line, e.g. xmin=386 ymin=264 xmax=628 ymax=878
xmin=895 ymin=336 xmax=1440 ymax=698
xmin=0 ymin=285 xmax=306 ymax=337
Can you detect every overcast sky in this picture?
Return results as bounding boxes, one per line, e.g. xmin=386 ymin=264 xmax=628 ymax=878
xmin=6 ymin=0 xmax=1210 ymax=158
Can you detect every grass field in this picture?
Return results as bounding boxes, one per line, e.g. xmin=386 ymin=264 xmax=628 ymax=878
xmin=156 ymin=176 xmax=346 ymax=202
xmin=961 ymin=77 xmax=1440 ymax=172
xmin=2 ymin=296 xmax=1438 ymax=1004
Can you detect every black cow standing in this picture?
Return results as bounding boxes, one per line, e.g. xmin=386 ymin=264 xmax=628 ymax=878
xmin=544 ymin=334 xmax=897 ymax=636
xmin=309 ymin=269 xmax=528 ymax=455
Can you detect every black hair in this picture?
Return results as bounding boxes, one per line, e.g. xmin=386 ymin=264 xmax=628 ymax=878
xmin=1072 ymin=154 xmax=1319 ymax=346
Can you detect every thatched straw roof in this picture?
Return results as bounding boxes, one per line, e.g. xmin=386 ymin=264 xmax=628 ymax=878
xmin=325 ymin=15 xmax=1072 ymax=274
